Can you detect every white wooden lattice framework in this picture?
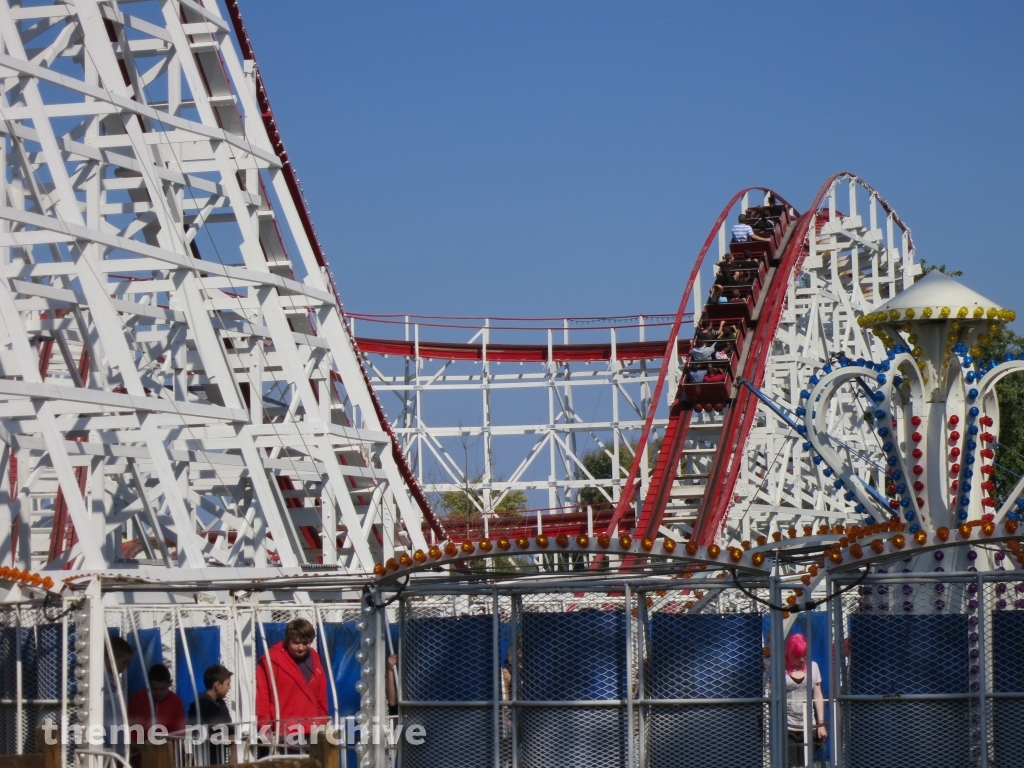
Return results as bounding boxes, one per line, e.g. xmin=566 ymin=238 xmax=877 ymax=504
xmin=0 ymin=0 xmax=428 ymax=580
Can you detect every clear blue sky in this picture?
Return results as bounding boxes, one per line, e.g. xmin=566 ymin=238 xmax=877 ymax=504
xmin=240 ymin=1 xmax=1024 ymax=325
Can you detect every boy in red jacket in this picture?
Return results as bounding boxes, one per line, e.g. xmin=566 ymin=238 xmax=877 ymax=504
xmin=255 ymin=619 xmax=328 ymax=742
xmin=127 ymin=664 xmax=186 ymax=736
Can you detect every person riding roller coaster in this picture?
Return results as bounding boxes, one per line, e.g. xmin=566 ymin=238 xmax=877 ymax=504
xmin=730 ymin=212 xmax=771 ymax=244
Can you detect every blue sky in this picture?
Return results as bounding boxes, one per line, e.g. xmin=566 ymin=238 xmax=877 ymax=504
xmin=240 ymin=1 xmax=1023 ymax=326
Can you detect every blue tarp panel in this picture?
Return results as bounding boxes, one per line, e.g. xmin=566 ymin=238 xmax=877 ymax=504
xmin=320 ymin=622 xmax=361 ymax=717
xmin=255 ymin=622 xmax=288 ymax=660
xmin=125 ymin=628 xmax=163 ymax=698
xmin=175 ymin=627 xmax=221 ymax=716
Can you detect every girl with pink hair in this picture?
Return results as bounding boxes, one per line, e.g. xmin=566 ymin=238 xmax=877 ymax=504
xmin=784 ymin=633 xmax=826 ymax=766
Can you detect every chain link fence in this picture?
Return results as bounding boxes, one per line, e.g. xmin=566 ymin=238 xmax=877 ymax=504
xmin=8 ymin=565 xmax=1024 ymax=768
xmin=394 ymin=581 xmax=771 ymax=768
xmin=0 ymin=601 xmax=76 ymax=764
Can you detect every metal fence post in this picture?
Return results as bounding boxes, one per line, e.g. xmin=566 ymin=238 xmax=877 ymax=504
xmin=977 ymin=570 xmax=988 ymax=768
xmin=372 ymin=589 xmax=388 ymax=768
xmin=493 ymin=589 xmax=500 ymax=768
xmin=769 ymin=575 xmax=787 ymax=768
xmin=827 ymin=573 xmax=842 ymax=768
xmin=625 ymin=584 xmax=635 ymax=768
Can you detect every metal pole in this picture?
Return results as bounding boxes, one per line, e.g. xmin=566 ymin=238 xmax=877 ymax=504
xmin=372 ymin=589 xmax=388 ymax=768
xmin=15 ymin=603 xmax=22 ymax=754
xmin=61 ymin=608 xmax=69 ymax=768
xmin=804 ymin=609 xmax=813 ymax=767
xmin=510 ymin=594 xmax=519 ymax=768
xmin=827 ymin=573 xmax=841 ymax=768
xmin=976 ymin=571 xmax=988 ymax=768
xmin=493 ymin=589 xmax=500 ymax=768
xmin=637 ymin=589 xmax=647 ymax=768
xmin=769 ymin=575 xmax=787 ymax=768
xmin=625 ymin=585 xmax=635 ymax=768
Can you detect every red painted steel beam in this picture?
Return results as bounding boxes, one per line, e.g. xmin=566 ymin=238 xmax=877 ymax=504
xmin=355 ymin=337 xmax=691 ymax=364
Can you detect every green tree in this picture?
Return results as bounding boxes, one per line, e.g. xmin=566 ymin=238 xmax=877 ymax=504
xmin=919 ymin=260 xmax=963 ymax=277
xmin=577 ymin=440 xmax=660 ymax=510
xmin=438 ymin=479 xmax=528 ymax=528
xmin=975 ymin=327 xmax=1024 ymax=506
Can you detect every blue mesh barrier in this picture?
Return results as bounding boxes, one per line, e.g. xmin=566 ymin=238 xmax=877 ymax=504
xmin=0 ymin=625 xmax=63 ymax=700
xmin=175 ymin=627 xmax=220 ymax=716
xmin=400 ymin=616 xmax=493 ymax=768
xmin=518 ymin=611 xmax=627 ymax=768
xmin=402 ymin=615 xmax=492 ymax=702
xmin=847 ymin=614 xmax=970 ymax=768
xmin=848 ymin=615 xmax=968 ymax=695
xmin=649 ymin=613 xmax=762 ymax=698
xmin=521 ymin=611 xmax=626 ymax=701
xmin=647 ymin=614 xmax=764 ymax=768
xmin=991 ymin=612 xmax=1024 ymax=766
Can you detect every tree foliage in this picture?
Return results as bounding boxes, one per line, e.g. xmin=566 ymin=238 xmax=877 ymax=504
xmin=919 ymin=260 xmax=963 ymax=277
xmin=438 ymin=479 xmax=528 ymax=525
xmin=577 ymin=441 xmax=660 ymax=509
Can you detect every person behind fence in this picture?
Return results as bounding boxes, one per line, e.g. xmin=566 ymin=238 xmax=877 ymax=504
xmin=785 ymin=633 xmax=826 ymax=767
xmin=188 ymin=664 xmax=234 ymax=728
xmin=188 ymin=665 xmax=234 ymax=764
xmin=255 ymin=618 xmax=329 ymax=739
xmin=127 ymin=663 xmax=187 ymax=736
xmin=104 ymin=636 xmax=134 ymax=753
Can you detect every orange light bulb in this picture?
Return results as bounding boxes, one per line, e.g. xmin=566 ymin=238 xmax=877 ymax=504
xmin=576 ymin=534 xmax=590 ymax=547
xmin=535 ymin=535 xmax=549 ymax=548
